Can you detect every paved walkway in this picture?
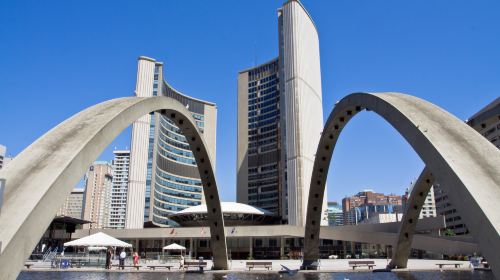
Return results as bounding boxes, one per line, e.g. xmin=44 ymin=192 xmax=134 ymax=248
xmin=24 ymin=259 xmax=472 ymax=272
xmin=228 ymin=259 xmax=471 ymax=271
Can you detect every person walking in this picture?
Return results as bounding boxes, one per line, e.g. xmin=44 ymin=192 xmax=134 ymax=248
xmin=133 ymin=251 xmax=139 ymax=266
xmin=105 ymin=247 xmax=112 ymax=269
xmin=119 ymin=249 xmax=126 ymax=270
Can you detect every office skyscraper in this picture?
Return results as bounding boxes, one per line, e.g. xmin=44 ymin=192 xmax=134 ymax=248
xmin=109 ymin=150 xmax=130 ymax=229
xmin=126 ymin=56 xmax=217 ymax=228
xmin=82 ymin=162 xmax=113 ymax=229
xmin=237 ymin=0 xmax=327 ymax=226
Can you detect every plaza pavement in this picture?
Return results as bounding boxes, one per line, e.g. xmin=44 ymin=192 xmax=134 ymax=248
xmin=24 ymin=259 xmax=472 ymax=272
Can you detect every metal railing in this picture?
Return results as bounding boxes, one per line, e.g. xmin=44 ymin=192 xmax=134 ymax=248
xmin=54 ymin=253 xmax=106 ymax=268
xmin=43 ymin=248 xmax=58 ymax=262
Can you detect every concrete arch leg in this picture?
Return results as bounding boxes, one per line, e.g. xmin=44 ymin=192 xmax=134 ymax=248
xmin=387 ymin=168 xmax=434 ymax=269
xmin=0 ymin=96 xmax=228 ymax=280
xmin=302 ymin=93 xmax=500 ymax=278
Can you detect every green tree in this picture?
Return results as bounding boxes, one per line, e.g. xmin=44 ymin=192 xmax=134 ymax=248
xmin=443 ymin=229 xmax=456 ymax=236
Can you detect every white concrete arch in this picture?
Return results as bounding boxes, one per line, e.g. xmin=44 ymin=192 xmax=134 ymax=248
xmin=387 ymin=168 xmax=434 ymax=269
xmin=0 ymin=97 xmax=228 ymax=280
xmin=302 ymin=92 xmax=500 ymax=277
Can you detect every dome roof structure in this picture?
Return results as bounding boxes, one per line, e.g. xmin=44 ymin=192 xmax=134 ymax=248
xmin=175 ymin=202 xmax=273 ymax=216
xmin=169 ymin=202 xmax=279 ymax=227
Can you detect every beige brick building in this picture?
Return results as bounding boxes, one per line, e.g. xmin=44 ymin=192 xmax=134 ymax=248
xmin=83 ymin=162 xmax=113 ymax=229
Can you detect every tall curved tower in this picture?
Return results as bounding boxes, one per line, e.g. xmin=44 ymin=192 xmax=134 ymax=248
xmin=237 ymin=0 xmax=327 ymax=226
xmin=126 ymin=56 xmax=217 ymax=228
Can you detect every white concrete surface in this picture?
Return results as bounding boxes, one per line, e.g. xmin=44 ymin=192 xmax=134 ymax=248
xmin=303 ymin=92 xmax=500 ymax=278
xmin=0 ymin=96 xmax=228 ymax=280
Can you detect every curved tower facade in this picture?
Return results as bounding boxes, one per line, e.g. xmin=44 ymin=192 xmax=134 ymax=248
xmin=237 ymin=0 xmax=328 ymax=226
xmin=280 ymin=0 xmax=325 ymax=226
xmin=126 ymin=56 xmax=217 ymax=228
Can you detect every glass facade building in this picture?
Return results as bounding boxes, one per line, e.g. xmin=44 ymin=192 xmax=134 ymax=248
xmin=327 ymin=202 xmax=343 ymax=227
xmin=237 ymin=0 xmax=327 ymax=226
xmin=151 ymin=101 xmax=207 ymax=226
xmin=241 ymin=59 xmax=282 ymax=214
xmin=126 ymin=56 xmax=217 ymax=228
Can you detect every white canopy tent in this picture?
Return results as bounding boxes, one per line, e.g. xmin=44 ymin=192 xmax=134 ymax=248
xmin=162 ymin=243 xmax=186 ymax=251
xmin=64 ymin=232 xmax=132 ymax=248
xmin=88 ymin=247 xmax=107 ymax=251
xmin=162 ymin=243 xmax=187 ymax=258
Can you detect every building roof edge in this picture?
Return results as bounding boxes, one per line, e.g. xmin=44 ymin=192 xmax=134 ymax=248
xmin=282 ymin=0 xmax=318 ymax=32
xmin=163 ymin=80 xmax=216 ymax=107
xmin=238 ymin=57 xmax=279 ymax=74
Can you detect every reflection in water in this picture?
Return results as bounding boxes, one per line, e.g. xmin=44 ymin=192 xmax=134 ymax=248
xmin=18 ymin=271 xmax=495 ymax=280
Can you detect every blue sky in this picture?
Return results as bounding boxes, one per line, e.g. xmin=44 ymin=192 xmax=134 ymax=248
xmin=1 ymin=0 xmax=499 ymax=203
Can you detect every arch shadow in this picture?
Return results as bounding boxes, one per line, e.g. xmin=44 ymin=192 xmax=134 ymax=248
xmin=0 ymin=97 xmax=228 ymax=280
xmin=301 ymin=92 xmax=500 ymax=278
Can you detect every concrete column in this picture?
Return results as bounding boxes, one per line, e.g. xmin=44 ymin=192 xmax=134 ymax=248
xmin=249 ymin=237 xmax=253 ymax=259
xmin=135 ymin=239 xmax=139 ymax=252
xmin=387 ymin=245 xmax=393 ymax=259
xmin=161 ymin=239 xmax=165 ymax=259
xmin=189 ymin=238 xmax=193 ymax=258
xmin=280 ymin=237 xmax=285 ymax=259
xmin=193 ymin=240 xmax=197 ymax=258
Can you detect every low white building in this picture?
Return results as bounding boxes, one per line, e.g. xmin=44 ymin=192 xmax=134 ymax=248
xmin=365 ymin=213 xmax=404 ymax=224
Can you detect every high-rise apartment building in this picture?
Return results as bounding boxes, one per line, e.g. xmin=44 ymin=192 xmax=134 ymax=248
xmin=109 ymin=150 xmax=130 ymax=229
xmin=342 ymin=190 xmax=403 ymax=225
xmin=0 ymin=145 xmax=5 ymax=169
xmin=434 ymin=97 xmax=500 ymax=235
xmin=82 ymin=162 xmax=113 ymax=229
xmin=420 ymin=187 xmax=437 ymax=219
xmin=237 ymin=0 xmax=327 ymax=226
xmin=0 ymin=144 xmax=13 ymax=169
xmin=57 ymin=189 xmax=84 ymax=219
xmin=403 ymin=184 xmax=437 ymax=219
xmin=125 ymin=56 xmax=217 ymax=228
